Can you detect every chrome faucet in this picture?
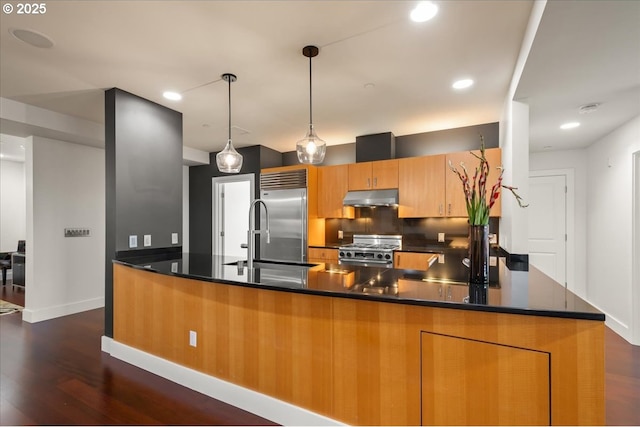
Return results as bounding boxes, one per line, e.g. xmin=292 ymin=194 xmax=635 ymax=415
xmin=245 ymin=199 xmax=270 ymax=269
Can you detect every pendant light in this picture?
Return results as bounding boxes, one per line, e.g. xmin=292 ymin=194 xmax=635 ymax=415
xmin=296 ymin=45 xmax=326 ymax=164
xmin=216 ymin=73 xmax=243 ymax=173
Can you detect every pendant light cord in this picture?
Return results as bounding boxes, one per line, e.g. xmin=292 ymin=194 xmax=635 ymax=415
xmin=309 ymin=54 xmax=313 ymax=130
xmin=228 ymin=77 xmax=232 ymax=141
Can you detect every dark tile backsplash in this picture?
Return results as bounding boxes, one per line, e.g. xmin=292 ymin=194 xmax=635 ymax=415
xmin=325 ymin=207 xmax=499 ymax=250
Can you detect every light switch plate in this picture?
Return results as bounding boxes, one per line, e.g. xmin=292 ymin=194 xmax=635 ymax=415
xmin=171 ymin=232 xmax=179 ymax=244
xmin=129 ymin=235 xmax=138 ymax=248
xmin=144 ymin=234 xmax=151 ymax=247
xmin=438 ymin=232 xmax=445 ymax=242
xmin=189 ymin=330 xmax=197 ymax=347
xmin=438 ymin=254 xmax=445 ymax=264
xmin=171 ymin=262 xmax=178 ymax=273
xmin=338 ymin=230 xmax=344 ymax=239
xmin=490 ymin=256 xmax=497 ymax=267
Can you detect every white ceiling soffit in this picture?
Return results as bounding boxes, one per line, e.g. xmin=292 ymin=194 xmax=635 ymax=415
xmin=515 ymin=0 xmax=640 ymax=152
xmin=0 ymin=1 xmax=533 ymax=154
xmin=3 ymin=1 xmax=636 ymax=155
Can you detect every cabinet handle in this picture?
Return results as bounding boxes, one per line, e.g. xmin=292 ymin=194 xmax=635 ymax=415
xmin=397 ymin=255 xmax=400 ymax=265
xmin=367 ymin=178 xmax=371 ymax=188
xmin=439 ymin=204 xmax=443 ymax=216
xmin=448 ymin=203 xmax=451 ymax=215
xmin=374 ymin=177 xmax=377 ymax=188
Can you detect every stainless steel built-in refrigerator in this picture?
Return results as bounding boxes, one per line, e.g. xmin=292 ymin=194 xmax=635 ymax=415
xmin=259 ymin=169 xmax=308 ymax=263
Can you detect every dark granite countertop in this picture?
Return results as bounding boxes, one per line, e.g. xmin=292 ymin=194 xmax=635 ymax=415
xmin=114 ymin=252 xmax=604 ymax=321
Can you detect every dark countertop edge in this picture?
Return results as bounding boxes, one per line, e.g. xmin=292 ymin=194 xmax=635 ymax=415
xmin=113 ymin=260 xmax=605 ymax=322
xmin=309 ymin=244 xmax=341 ymax=249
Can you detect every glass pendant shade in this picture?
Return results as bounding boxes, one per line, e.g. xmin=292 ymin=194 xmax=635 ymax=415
xmin=296 ymin=125 xmax=326 ymax=164
xmin=297 ymin=45 xmax=326 ymax=164
xmin=216 ymin=139 xmax=243 ymax=173
xmin=216 ymin=73 xmax=243 ymax=174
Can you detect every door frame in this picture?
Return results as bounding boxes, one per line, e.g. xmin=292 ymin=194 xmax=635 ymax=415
xmin=528 ymin=168 xmax=574 ymax=292
xmin=212 ymin=174 xmax=255 ymax=257
xmin=632 ymin=151 xmax=640 ymax=345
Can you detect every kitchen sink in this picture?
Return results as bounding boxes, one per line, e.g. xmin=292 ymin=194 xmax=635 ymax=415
xmin=225 ymin=260 xmax=317 ymax=271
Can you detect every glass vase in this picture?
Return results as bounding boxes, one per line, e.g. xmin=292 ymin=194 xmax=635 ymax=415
xmin=468 ymin=224 xmax=489 ymax=304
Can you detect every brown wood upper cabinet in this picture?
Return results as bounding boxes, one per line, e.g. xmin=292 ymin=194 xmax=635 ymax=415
xmin=398 ymin=154 xmax=446 ymax=218
xmin=318 ymin=164 xmax=354 ymax=218
xmin=445 ymin=148 xmax=502 ymax=217
xmin=348 ymin=159 xmax=398 ymax=191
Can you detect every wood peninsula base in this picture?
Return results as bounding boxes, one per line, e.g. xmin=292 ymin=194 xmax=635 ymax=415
xmin=113 ymin=263 xmax=604 ymax=425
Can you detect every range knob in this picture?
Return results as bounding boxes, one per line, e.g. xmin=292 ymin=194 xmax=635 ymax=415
xmin=376 ymin=253 xmax=383 ymax=259
xmin=339 ymin=251 xmax=345 ymax=257
xmin=384 ymin=253 xmax=391 ymax=260
xmin=346 ymin=252 xmax=352 ymax=257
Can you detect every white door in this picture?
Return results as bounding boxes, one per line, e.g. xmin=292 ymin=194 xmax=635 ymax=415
xmin=212 ymin=174 xmax=254 ymax=257
xmin=528 ymin=174 xmax=567 ymax=285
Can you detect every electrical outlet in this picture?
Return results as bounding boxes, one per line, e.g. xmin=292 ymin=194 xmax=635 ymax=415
xmin=144 ymin=234 xmax=151 ymax=247
xmin=129 ymin=235 xmax=138 ymax=248
xmin=489 ymin=233 xmax=497 ymax=244
xmin=490 ymin=256 xmax=497 ymax=267
xmin=189 ymin=330 xmax=197 ymax=347
xmin=171 ymin=232 xmax=179 ymax=244
xmin=171 ymin=262 xmax=178 ymax=273
xmin=338 ymin=230 xmax=343 ymax=239
xmin=437 ymin=232 xmax=445 ymax=242
xmin=438 ymin=254 xmax=445 ymax=264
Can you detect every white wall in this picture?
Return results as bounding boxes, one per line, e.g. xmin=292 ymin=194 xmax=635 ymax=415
xmin=24 ymin=136 xmax=105 ymax=322
xmin=530 ymin=148 xmax=588 ymax=298
xmin=0 ymin=159 xmax=26 ymax=252
xmin=586 ymin=115 xmax=640 ymax=341
xmin=498 ymin=0 xmax=546 ymax=255
xmin=182 ymin=165 xmax=189 ymax=252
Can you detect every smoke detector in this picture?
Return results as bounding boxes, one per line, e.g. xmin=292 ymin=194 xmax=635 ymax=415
xmin=579 ymin=103 xmax=600 ymax=114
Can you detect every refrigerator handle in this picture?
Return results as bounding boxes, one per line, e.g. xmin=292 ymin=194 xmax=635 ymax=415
xmin=301 ymin=193 xmax=307 ymax=262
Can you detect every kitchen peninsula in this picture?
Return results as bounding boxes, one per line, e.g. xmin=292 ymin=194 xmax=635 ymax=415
xmin=112 ymin=253 xmax=604 ymax=426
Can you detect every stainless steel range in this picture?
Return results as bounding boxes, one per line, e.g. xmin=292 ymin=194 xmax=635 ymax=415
xmin=338 ymin=234 xmax=402 ymax=267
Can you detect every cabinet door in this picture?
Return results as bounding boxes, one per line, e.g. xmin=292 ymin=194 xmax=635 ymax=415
xmin=318 ymin=165 xmax=353 ymax=218
xmin=446 ymin=148 xmax=502 ymax=217
xmin=394 ymin=252 xmax=437 ymax=271
xmin=308 ymin=247 xmax=338 ymax=263
xmin=371 ymin=159 xmax=398 ymax=189
xmin=398 ymin=155 xmax=446 ymax=218
xmin=421 ymin=332 xmax=550 ymax=425
xmin=348 ymin=162 xmax=373 ymax=190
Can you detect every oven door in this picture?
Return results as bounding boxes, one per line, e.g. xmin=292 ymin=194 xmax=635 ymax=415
xmin=338 ymin=258 xmax=393 ymax=268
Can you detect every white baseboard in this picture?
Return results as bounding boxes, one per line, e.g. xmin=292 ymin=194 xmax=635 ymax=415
xmin=22 ymin=296 xmax=104 ymax=323
xmin=103 ymin=337 xmax=344 ymax=426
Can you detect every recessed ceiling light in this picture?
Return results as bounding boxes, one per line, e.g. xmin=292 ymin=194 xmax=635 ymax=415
xmin=560 ymin=122 xmax=580 ymax=130
xmin=9 ymin=28 xmax=54 ymax=48
xmin=163 ymin=91 xmax=182 ymax=101
xmin=410 ymin=1 xmax=438 ymax=23
xmin=452 ymin=79 xmax=474 ymax=90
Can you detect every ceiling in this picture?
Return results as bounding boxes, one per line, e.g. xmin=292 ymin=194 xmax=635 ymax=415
xmin=0 ymin=0 xmax=638 ymax=160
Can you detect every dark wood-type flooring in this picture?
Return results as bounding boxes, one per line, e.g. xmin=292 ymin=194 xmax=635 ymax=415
xmin=1 ymin=284 xmax=639 ymax=425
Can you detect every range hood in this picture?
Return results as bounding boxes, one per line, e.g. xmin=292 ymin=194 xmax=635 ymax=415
xmin=343 ymin=189 xmax=399 ymax=207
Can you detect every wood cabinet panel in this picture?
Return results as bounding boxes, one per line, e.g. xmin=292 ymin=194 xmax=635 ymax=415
xmin=318 ymin=164 xmax=354 ymax=218
xmin=348 ymin=162 xmax=372 ymax=190
xmin=394 ymin=252 xmax=438 ymax=270
xmin=446 ymin=148 xmax=502 ymax=217
xmin=348 ymin=159 xmax=398 ymax=190
xmin=421 ymin=332 xmax=550 ymax=426
xmin=398 ymin=155 xmax=446 ymax=218
xmin=308 ymin=247 xmax=338 ymax=263
xmin=114 ymin=263 xmax=604 ymax=426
